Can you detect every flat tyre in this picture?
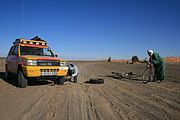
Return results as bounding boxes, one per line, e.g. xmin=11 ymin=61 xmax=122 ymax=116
xmin=89 ymin=78 xmax=104 ymax=84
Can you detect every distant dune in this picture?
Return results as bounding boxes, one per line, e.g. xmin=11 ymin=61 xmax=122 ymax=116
xmin=97 ymin=57 xmax=180 ymax=63
xmin=163 ymin=57 xmax=180 ymax=62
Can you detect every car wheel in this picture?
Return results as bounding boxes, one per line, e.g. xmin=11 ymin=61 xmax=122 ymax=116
xmin=57 ymin=76 xmax=65 ymax=85
xmin=89 ymin=78 xmax=104 ymax=84
xmin=18 ymin=70 xmax=28 ymax=88
xmin=5 ymin=66 xmax=10 ymax=80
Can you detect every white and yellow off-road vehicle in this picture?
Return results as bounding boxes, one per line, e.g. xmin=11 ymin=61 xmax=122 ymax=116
xmin=6 ymin=38 xmax=68 ymax=88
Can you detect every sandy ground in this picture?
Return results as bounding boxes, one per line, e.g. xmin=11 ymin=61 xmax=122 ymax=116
xmin=0 ymin=59 xmax=180 ymax=120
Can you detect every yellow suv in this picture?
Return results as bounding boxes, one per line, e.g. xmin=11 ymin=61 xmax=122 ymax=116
xmin=5 ymin=38 xmax=68 ymax=88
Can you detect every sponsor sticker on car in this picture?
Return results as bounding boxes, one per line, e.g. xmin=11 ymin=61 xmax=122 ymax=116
xmin=59 ymin=67 xmax=69 ymax=70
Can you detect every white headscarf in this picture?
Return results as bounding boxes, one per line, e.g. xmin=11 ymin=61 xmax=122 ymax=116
xmin=147 ymin=50 xmax=153 ymax=56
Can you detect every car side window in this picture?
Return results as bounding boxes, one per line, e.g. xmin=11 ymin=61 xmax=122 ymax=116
xmin=9 ymin=46 xmax=18 ymax=56
xmin=14 ymin=46 xmax=18 ymax=55
xmin=9 ymin=47 xmax=14 ymax=55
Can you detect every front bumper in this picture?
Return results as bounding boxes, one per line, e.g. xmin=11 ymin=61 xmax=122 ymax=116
xmin=22 ymin=66 xmax=68 ymax=77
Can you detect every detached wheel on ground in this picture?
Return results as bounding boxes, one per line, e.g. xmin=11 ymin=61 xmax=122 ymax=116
xmin=18 ymin=70 xmax=28 ymax=88
xmin=57 ymin=76 xmax=65 ymax=85
xmin=89 ymin=78 xmax=104 ymax=84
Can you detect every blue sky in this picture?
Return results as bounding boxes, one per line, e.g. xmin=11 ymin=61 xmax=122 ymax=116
xmin=0 ymin=0 xmax=180 ymax=60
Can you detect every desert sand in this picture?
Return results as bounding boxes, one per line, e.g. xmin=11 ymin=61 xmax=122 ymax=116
xmin=0 ymin=58 xmax=180 ymax=120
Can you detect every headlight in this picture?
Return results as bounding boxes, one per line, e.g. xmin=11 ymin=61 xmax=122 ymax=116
xmin=60 ymin=61 xmax=67 ymax=66
xmin=27 ymin=60 xmax=37 ymax=66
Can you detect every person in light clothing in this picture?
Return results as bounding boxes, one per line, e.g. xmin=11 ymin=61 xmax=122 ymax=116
xmin=67 ymin=63 xmax=79 ymax=83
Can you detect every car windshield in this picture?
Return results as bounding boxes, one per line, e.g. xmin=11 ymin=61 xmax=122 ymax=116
xmin=20 ymin=46 xmax=54 ymax=56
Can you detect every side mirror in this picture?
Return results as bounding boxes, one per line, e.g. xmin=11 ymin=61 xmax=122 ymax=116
xmin=55 ymin=54 xmax=58 ymax=57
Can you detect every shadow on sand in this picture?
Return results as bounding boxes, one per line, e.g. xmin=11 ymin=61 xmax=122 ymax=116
xmin=0 ymin=72 xmax=52 ymax=87
xmin=0 ymin=72 xmax=19 ymax=87
xmin=28 ymin=80 xmax=52 ymax=86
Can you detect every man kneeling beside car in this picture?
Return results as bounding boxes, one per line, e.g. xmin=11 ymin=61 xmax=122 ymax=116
xmin=66 ymin=63 xmax=79 ymax=83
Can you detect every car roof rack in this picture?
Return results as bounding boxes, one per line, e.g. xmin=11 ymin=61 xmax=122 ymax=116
xmin=13 ymin=38 xmax=47 ymax=46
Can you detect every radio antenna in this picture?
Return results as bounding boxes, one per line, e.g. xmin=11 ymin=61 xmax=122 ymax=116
xmin=21 ymin=0 xmax=24 ymax=39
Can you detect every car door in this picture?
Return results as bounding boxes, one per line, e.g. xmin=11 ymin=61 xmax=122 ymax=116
xmin=7 ymin=46 xmax=19 ymax=73
xmin=13 ymin=46 xmax=19 ymax=73
xmin=11 ymin=46 xmax=19 ymax=73
xmin=7 ymin=46 xmax=14 ymax=72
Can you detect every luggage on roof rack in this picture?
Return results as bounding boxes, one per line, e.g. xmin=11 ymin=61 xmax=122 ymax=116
xmin=31 ymin=36 xmax=45 ymax=41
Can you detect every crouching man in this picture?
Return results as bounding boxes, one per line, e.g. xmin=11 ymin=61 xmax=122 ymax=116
xmin=67 ymin=63 xmax=79 ymax=83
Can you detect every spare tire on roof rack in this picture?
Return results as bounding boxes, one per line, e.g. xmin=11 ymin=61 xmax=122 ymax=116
xmin=89 ymin=78 xmax=104 ymax=84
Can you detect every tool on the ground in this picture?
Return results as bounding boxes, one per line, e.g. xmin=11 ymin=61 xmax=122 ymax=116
xmin=50 ymin=82 xmax=55 ymax=86
xmin=111 ymin=72 xmax=141 ymax=79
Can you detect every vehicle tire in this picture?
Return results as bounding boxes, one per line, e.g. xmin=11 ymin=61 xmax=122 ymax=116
xmin=5 ymin=66 xmax=11 ymax=80
xmin=89 ymin=78 xmax=104 ymax=84
xmin=142 ymin=68 xmax=152 ymax=84
xmin=18 ymin=70 xmax=28 ymax=88
xmin=57 ymin=76 xmax=65 ymax=85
